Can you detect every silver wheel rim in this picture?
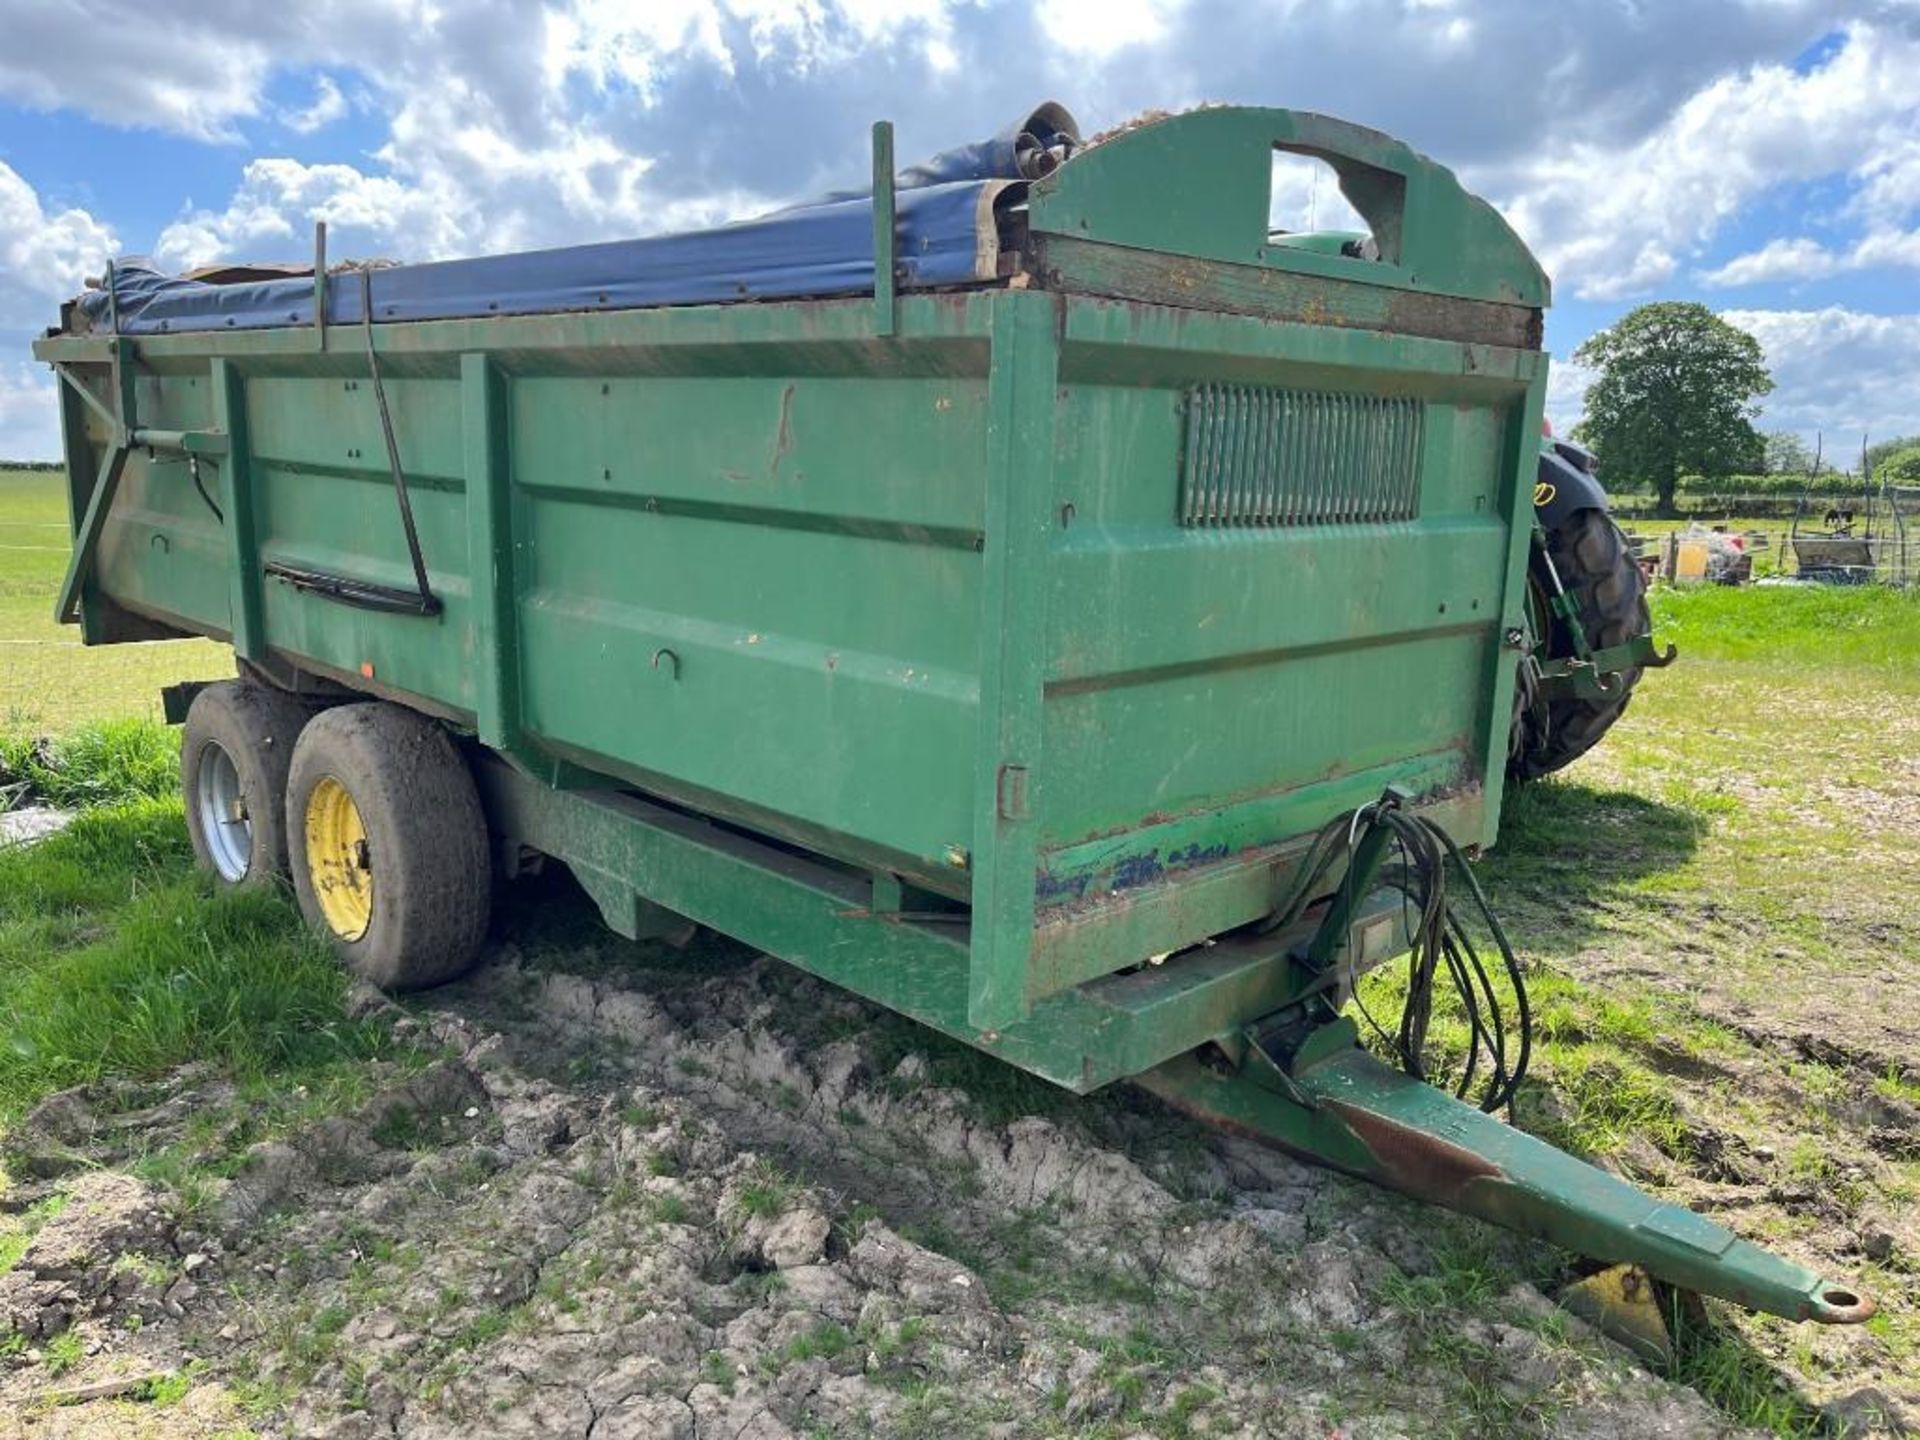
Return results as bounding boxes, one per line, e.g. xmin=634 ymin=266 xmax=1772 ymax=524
xmin=195 ymin=741 xmax=252 ymax=882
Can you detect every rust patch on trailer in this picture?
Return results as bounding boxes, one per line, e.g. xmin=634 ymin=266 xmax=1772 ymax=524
xmin=1323 ymin=1098 xmax=1504 ymax=1206
xmin=770 ymin=383 xmax=797 ymax=480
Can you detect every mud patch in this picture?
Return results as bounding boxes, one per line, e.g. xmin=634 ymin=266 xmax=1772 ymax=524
xmin=4 ymin=906 xmax=1783 ymax=1440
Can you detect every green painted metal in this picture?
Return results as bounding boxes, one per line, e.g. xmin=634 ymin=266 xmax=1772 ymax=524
xmin=471 ymin=752 xmax=1415 ymax=1093
xmin=871 ymin=122 xmax=896 ymax=338
xmin=33 ymin=105 xmax=1868 ymax=1323
xmin=210 ymin=359 xmax=263 ymax=664
xmin=1180 ymin=384 xmax=1423 ymax=528
xmin=313 ymin=222 xmax=329 ymax=353
xmin=1524 ymin=490 xmax=1677 ymax=712
xmin=1478 ymin=354 xmax=1550 ymax=844
xmin=25 ymin=103 xmax=1563 ymax=1071
xmin=1026 ymin=107 xmax=1548 ymax=308
xmin=1139 ymin=1047 xmax=1872 ymax=1325
xmin=459 ymin=353 xmax=521 ymax=760
xmin=53 ymin=440 xmax=131 ymax=626
xmin=127 ymin=427 xmax=230 ymax=456
xmin=53 ymin=365 xmax=107 ymax=645
xmin=970 ymin=291 xmax=1060 ymax=1032
xmin=51 ymin=338 xmax=137 ymax=626
xmin=1537 ymin=632 xmax=1679 ymax=700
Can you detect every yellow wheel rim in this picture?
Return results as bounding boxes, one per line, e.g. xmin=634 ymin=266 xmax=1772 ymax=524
xmin=305 ymin=776 xmax=373 ymax=941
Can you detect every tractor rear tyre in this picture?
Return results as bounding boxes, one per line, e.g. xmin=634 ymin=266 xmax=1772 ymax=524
xmin=182 ymin=679 xmax=316 ymax=888
xmin=1509 ymin=508 xmax=1650 ymax=781
xmin=285 ymin=702 xmax=491 ymax=990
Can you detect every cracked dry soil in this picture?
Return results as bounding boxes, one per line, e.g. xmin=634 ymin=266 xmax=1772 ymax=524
xmin=0 ymin=887 xmax=1838 ymax=1440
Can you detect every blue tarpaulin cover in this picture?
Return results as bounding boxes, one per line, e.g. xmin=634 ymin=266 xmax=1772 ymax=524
xmin=75 ymin=104 xmax=1079 ymax=337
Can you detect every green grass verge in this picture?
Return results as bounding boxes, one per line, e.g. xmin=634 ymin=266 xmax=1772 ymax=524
xmin=1652 ymin=582 xmax=1920 ymax=672
xmin=0 ymin=795 xmax=400 ymax=1126
xmin=1 ymin=717 xmax=180 ymax=809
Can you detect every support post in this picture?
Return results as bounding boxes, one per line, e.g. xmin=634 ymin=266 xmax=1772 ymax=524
xmin=54 ymin=364 xmax=104 ymax=641
xmin=51 ymin=338 xmax=138 ymax=626
xmin=209 ymin=358 xmax=264 ymax=662
xmin=1475 ymin=359 xmax=1548 ymax=847
xmin=52 ymin=445 xmax=128 ymax=625
xmin=54 ymin=364 xmax=120 ymax=434
xmin=966 ymin=290 xmax=1061 ymax=1033
xmin=313 ymin=221 xmax=329 ymax=352
xmin=871 ymin=120 xmax=896 ymax=337
xmin=461 ymin=353 xmax=521 ymax=757
xmin=1303 ymin=813 xmax=1398 ymax=972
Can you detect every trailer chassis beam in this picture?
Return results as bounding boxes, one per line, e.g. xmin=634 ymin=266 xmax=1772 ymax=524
xmin=1138 ymin=1036 xmax=1873 ymax=1326
xmin=475 ymin=754 xmax=1873 ymax=1327
xmin=472 ymin=753 xmax=1409 ymax=1094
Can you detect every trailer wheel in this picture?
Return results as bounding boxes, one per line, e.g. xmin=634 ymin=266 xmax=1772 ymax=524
xmin=1509 ymin=508 xmax=1650 ymax=781
xmin=181 ymin=680 xmax=315 ymax=888
xmin=285 ymin=703 xmax=491 ymax=990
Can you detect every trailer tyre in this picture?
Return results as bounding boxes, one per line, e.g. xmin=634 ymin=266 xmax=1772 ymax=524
xmin=1509 ymin=507 xmax=1650 ymax=781
xmin=286 ymin=703 xmax=491 ymax=990
xmin=182 ymin=679 xmax=315 ymax=888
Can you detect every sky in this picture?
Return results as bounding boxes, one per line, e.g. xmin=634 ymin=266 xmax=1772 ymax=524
xmin=1 ymin=0 xmax=1917 ymax=462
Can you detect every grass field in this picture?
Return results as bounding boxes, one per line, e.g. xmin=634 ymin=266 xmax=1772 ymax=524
xmin=1495 ymin=584 xmax=1920 ymax=1430
xmin=1 ymin=463 xmax=1916 ymax=1433
xmin=0 ymin=467 xmax=227 ymax=730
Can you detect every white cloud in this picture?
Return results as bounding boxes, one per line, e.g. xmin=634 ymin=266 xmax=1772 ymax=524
xmin=1847 ymin=225 xmax=1920 ymax=273
xmin=1719 ymin=307 xmax=1920 ymax=446
xmin=546 ymin=0 xmax=970 ymax=107
xmin=1036 ymin=0 xmax=1181 ymax=57
xmin=1699 ymin=237 xmax=1843 ymax=287
xmin=0 ymin=0 xmax=1887 ymax=297
xmin=0 ymin=163 xmax=116 ymax=328
xmin=0 ymin=166 xmax=113 ymax=460
xmin=0 ymin=3 xmax=318 ymax=141
xmin=0 ymin=364 xmax=61 ymax=462
xmin=1494 ymin=21 xmax=1920 ymax=301
xmin=1544 ymin=354 xmax=1596 ymax=436
xmin=282 ymin=74 xmax=348 ymax=134
xmin=1576 ymin=242 xmax=1680 ymax=303
xmin=1699 ymin=226 xmax=1920 ymax=288
xmin=156 ymin=158 xmax=476 ymax=270
xmin=1851 ymin=136 xmax=1920 ymax=224
xmin=1269 ymin=152 xmax=1369 ymax=235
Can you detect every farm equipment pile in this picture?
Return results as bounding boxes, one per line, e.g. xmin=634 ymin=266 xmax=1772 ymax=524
xmin=1788 ymin=441 xmax=1917 ymax=586
xmin=35 ymin=102 xmax=1868 ymax=1339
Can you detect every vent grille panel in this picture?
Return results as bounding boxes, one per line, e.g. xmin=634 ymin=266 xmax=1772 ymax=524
xmin=1179 ymin=385 xmax=1423 ymax=527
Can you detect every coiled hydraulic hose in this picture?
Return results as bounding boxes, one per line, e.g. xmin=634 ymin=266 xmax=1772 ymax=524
xmin=1261 ymin=796 xmax=1532 ymax=1115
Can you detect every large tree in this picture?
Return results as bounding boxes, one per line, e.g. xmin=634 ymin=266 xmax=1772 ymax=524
xmin=1882 ymin=446 xmax=1920 ymax=487
xmin=1761 ymin=429 xmax=1814 ymax=475
xmin=1571 ymin=302 xmax=1773 ymax=516
xmin=1866 ymin=435 xmax=1920 ymax=474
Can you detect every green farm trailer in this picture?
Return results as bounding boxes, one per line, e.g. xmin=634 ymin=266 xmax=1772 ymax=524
xmin=34 ymin=104 xmax=1867 ymax=1334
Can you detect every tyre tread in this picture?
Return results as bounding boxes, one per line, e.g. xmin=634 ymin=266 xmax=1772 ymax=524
xmin=181 ymin=678 xmax=315 ymax=886
xmin=286 ymin=703 xmax=490 ymax=990
xmin=1510 ymin=508 xmax=1652 ymax=780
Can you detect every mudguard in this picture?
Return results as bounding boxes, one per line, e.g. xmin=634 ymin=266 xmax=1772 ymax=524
xmin=1534 ymin=445 xmax=1610 ymax=528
